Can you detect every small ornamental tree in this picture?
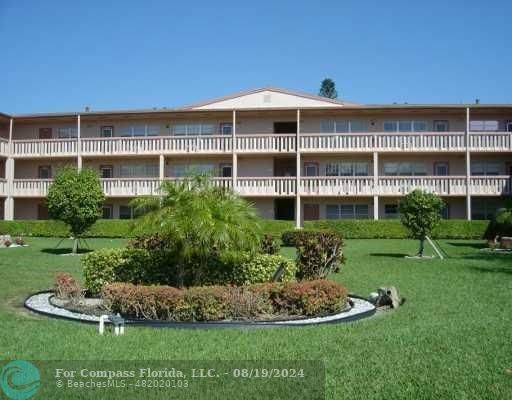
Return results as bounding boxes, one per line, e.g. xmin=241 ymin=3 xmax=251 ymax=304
xmin=47 ymin=167 xmax=105 ymax=253
xmin=398 ymin=190 xmax=445 ymax=257
xmin=319 ymin=78 xmax=338 ymax=99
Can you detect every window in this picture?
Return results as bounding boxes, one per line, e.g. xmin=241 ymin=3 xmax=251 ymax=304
xmin=326 ymin=204 xmax=370 ymax=219
xmin=470 ymin=120 xmax=499 ymax=131
xmin=102 ymin=205 xmax=113 ymax=219
xmin=119 ymin=164 xmax=159 ymax=178
xmin=384 ymin=204 xmax=399 ymax=219
xmin=384 ymin=120 xmax=427 ymax=132
xmin=172 ymin=163 xmax=214 ymax=177
xmin=100 ymin=165 xmax=113 ymax=179
xmin=325 ymin=162 xmax=370 ymax=176
xmin=434 ymin=162 xmax=449 ymax=176
xmin=171 ymin=123 xmax=215 ymax=136
xmin=471 ymin=162 xmax=501 ymax=176
xmin=507 ymin=122 xmax=512 ymax=133
xmin=57 ymin=127 xmax=78 ymax=138
xmin=320 ymin=120 xmax=366 ymax=133
xmin=38 ymin=165 xmax=52 ymax=179
xmin=220 ymin=123 xmax=232 ymax=135
xmin=304 ymin=163 xmax=319 ymax=177
xmin=383 ymin=162 xmax=426 ymax=176
xmin=433 ymin=120 xmax=449 ymax=132
xmin=101 ymin=126 xmax=113 ymax=137
xmin=471 ymin=199 xmax=502 ymax=220
xmin=219 ymin=163 xmax=232 ymax=177
xmin=119 ymin=205 xmax=133 ymax=220
xmin=120 ymin=125 xmax=161 ymax=137
xmin=440 ymin=204 xmax=449 ymax=219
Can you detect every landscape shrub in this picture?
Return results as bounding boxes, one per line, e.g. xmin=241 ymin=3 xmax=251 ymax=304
xmin=127 ymin=233 xmax=172 ymax=250
xmin=260 ymin=234 xmax=280 ymax=255
xmin=54 ymin=272 xmax=85 ymax=301
xmin=3 ymin=240 xmax=11 ymax=247
xmin=14 ymin=237 xmax=25 ymax=246
xmin=232 ymin=253 xmax=296 ymax=285
xmin=0 ymin=219 xmax=491 ymax=239
xmin=295 ymin=230 xmax=344 ymax=280
xmin=82 ymin=248 xmax=126 ymax=293
xmin=102 ymin=279 xmax=348 ymax=321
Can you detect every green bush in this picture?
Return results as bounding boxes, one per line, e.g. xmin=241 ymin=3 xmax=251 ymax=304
xmin=233 ymin=253 xmax=296 ymax=285
xmin=295 ymin=230 xmax=344 ymax=280
xmin=102 ymin=279 xmax=348 ymax=321
xmin=82 ymin=248 xmax=126 ymax=293
xmin=260 ymin=234 xmax=280 ymax=255
xmin=259 ymin=220 xmax=295 ymax=237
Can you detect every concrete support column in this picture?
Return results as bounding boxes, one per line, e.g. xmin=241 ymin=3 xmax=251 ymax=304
xmin=373 ymin=151 xmax=379 ymax=220
xmin=465 ymin=107 xmax=471 ymax=220
xmin=295 ymin=109 xmax=301 ymax=228
xmin=159 ymin=154 xmax=165 ymax=181
xmin=77 ymin=114 xmax=82 ymax=170
xmin=4 ymin=118 xmax=14 ymax=220
xmin=232 ymin=110 xmax=237 ymax=189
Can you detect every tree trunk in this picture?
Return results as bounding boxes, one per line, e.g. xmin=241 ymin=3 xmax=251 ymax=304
xmin=72 ymin=237 xmax=79 ymax=254
xmin=417 ymin=238 xmax=425 ymax=257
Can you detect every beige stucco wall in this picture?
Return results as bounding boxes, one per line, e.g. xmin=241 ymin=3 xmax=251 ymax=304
xmin=14 ymin=199 xmax=44 ymax=219
xmin=237 ymin=156 xmax=274 ymax=177
xmin=14 ymin=159 xmax=76 ymax=179
xmin=248 ymin=198 xmax=275 ymax=219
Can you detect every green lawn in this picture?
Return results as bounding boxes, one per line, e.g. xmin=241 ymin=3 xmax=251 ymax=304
xmin=1 ymin=238 xmax=511 ymax=399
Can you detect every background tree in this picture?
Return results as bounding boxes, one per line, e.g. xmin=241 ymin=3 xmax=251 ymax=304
xmin=398 ymin=190 xmax=445 ymax=257
xmin=319 ymin=78 xmax=338 ymax=99
xmin=47 ymin=167 xmax=105 ymax=253
xmin=131 ymin=175 xmax=262 ymax=286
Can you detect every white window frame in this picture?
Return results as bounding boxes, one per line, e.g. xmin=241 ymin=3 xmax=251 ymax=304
xmin=470 ymin=120 xmax=499 ymax=132
xmin=383 ymin=161 xmax=427 ymax=176
xmin=171 ymin=123 xmax=216 ymax=136
xmin=325 ymin=162 xmax=370 ymax=177
xmin=320 ymin=120 xmax=366 ymax=133
xmin=326 ymin=204 xmax=370 ymax=220
xmin=383 ymin=120 xmax=427 ymax=132
xmin=57 ymin=127 xmax=78 ymax=139
xmin=120 ymin=125 xmax=162 ymax=137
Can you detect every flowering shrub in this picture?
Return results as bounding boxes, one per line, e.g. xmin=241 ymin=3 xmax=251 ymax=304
xmin=54 ymin=272 xmax=85 ymax=301
xmin=260 ymin=234 xmax=280 ymax=255
xmin=102 ymin=279 xmax=348 ymax=321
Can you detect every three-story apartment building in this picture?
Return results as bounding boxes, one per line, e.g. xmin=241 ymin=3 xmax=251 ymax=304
xmin=1 ymin=87 xmax=511 ymax=227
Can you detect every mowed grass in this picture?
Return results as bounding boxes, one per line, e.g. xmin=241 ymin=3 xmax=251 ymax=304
xmin=0 ymin=237 xmax=511 ymax=399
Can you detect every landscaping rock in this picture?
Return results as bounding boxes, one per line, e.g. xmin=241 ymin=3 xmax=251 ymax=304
xmin=0 ymin=235 xmax=13 ymax=248
xmin=500 ymin=237 xmax=512 ymax=250
xmin=376 ymin=286 xmax=403 ymax=309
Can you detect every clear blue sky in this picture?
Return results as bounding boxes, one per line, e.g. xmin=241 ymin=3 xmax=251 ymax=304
xmin=1 ymin=0 xmax=511 ymax=114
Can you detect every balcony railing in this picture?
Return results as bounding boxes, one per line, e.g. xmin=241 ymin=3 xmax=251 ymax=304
xmin=12 ymin=139 xmax=78 ymax=157
xmin=378 ymin=176 xmax=468 ymax=196
xmin=469 ymin=133 xmax=512 ymax=151
xmin=12 ymin=179 xmax=52 ymax=197
xmin=300 ymin=177 xmax=374 ymax=196
xmin=101 ymin=178 xmax=162 ymax=197
xmin=8 ymin=132 xmax=512 ymax=156
xmin=236 ymin=177 xmax=296 ymax=196
xmin=237 ymin=134 xmax=296 ymax=153
xmin=8 ymin=175 xmax=512 ymax=198
xmin=0 ymin=138 xmax=8 ymax=156
xmin=0 ymin=179 xmax=6 ymax=196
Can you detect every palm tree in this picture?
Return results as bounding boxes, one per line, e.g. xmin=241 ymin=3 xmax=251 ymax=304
xmin=130 ymin=175 xmax=262 ymax=286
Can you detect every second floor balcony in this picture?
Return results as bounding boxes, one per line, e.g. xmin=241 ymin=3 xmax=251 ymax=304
xmin=7 ymin=131 xmax=512 ymax=157
xmin=0 ymin=138 xmax=8 ymax=157
xmin=9 ymin=175 xmax=512 ymax=198
xmin=0 ymin=178 xmax=6 ymax=196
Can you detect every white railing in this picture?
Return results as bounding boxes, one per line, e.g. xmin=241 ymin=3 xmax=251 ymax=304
xmin=82 ymin=137 xmax=162 ymax=156
xmin=300 ymin=134 xmax=374 ymax=152
xmin=164 ymin=177 xmax=233 ymax=190
xmin=12 ymin=139 xmax=78 ymax=157
xmin=469 ymin=132 xmax=512 ymax=151
xmin=0 ymin=139 xmax=8 ymax=156
xmin=0 ymin=179 xmax=6 ymax=196
xmin=101 ymin=178 xmax=162 ymax=196
xmin=236 ymin=134 xmax=296 ymax=153
xmin=378 ymin=176 xmax=467 ymax=196
xmin=12 ymin=179 xmax=52 ymax=197
xmin=236 ymin=177 xmax=296 ymax=196
xmin=300 ymin=177 xmax=374 ymax=196
xmin=376 ymin=132 xmax=466 ymax=152
xmin=162 ymin=136 xmax=232 ymax=153
xmin=470 ymin=176 xmax=512 ymax=195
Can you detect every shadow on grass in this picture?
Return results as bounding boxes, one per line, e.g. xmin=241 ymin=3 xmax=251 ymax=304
xmin=446 ymin=242 xmax=487 ymax=249
xmin=369 ymin=253 xmax=409 ymax=258
xmin=41 ymin=248 xmax=93 ymax=255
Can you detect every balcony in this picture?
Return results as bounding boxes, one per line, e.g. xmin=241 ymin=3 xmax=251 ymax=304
xmin=8 ymin=131 xmax=512 ymax=157
xmin=0 ymin=179 xmax=6 ymax=196
xmin=236 ymin=134 xmax=296 ymax=153
xmin=12 ymin=139 xmax=78 ymax=158
xmin=300 ymin=177 xmax=374 ymax=196
xmin=0 ymin=138 xmax=8 ymax=157
xmin=8 ymin=175 xmax=512 ymax=198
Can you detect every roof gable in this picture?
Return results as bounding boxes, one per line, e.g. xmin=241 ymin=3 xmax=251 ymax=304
xmin=181 ymin=87 xmax=356 ymax=110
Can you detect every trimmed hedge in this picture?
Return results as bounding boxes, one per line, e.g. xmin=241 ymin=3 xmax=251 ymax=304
xmin=0 ymin=218 xmax=491 ymax=239
xmin=103 ymin=279 xmax=348 ymax=321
